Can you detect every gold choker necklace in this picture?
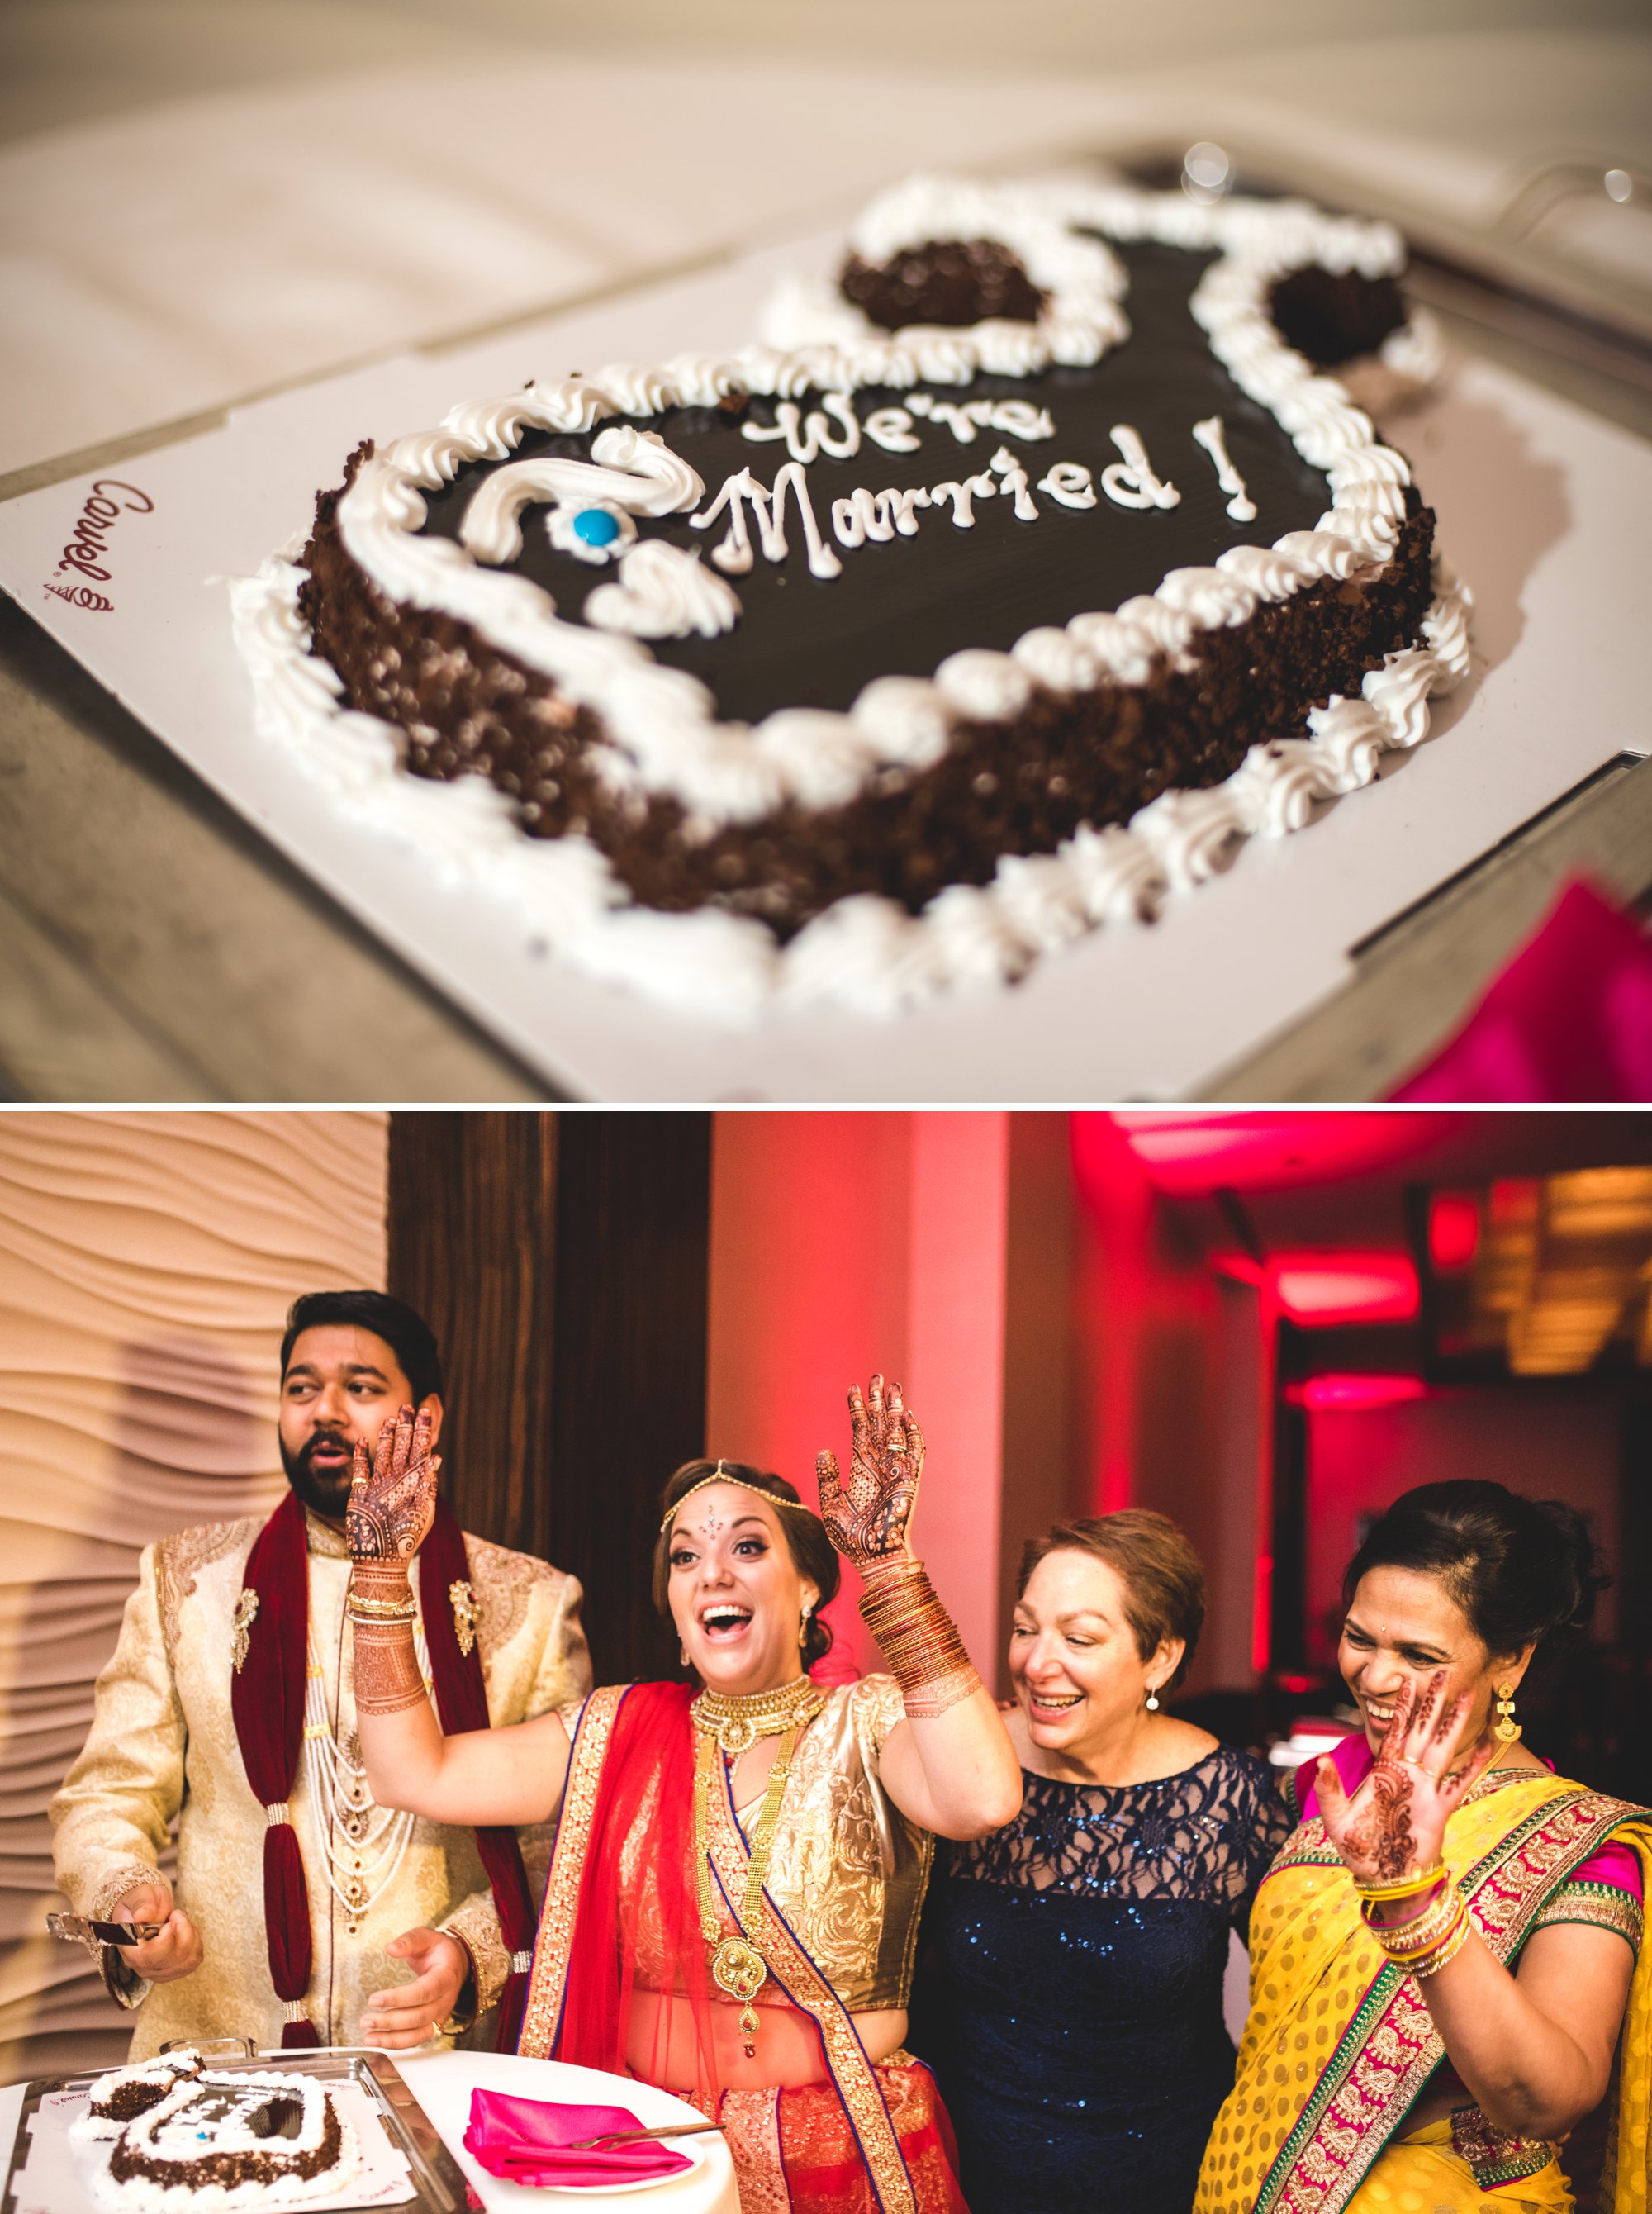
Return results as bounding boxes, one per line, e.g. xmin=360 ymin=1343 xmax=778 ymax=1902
xmin=691 ymin=1675 xmax=824 ymax=1756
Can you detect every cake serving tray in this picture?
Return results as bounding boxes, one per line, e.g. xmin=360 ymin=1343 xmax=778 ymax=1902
xmin=1 ymin=2045 xmax=463 ymax=2214
xmin=0 ymin=211 xmax=1646 ymax=1098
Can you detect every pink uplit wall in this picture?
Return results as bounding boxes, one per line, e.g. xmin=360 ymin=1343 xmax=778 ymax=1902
xmin=1070 ymin=1115 xmax=1154 ymax=1517
xmin=1303 ymin=1391 xmax=1623 ymax=1665
xmin=1068 ymin=1117 xmax=1259 ymax=1692
xmin=710 ymin=1109 xmax=1294 ymax=1703
xmin=706 ymin=1113 xmax=1010 ymax=1686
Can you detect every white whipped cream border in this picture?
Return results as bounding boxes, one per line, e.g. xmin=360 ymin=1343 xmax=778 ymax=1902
xmin=231 ymin=175 xmax=1469 ymax=1026
xmin=231 ymin=551 xmax=1469 ymax=1024
xmin=91 ymin=2066 xmax=360 ymax=2213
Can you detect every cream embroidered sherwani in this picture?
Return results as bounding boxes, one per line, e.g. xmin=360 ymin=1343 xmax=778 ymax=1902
xmin=50 ymin=1506 xmax=590 ymax=2060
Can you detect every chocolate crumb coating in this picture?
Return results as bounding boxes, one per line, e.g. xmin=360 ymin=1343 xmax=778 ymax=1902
xmin=301 ymin=452 xmax=1435 ymax=941
xmin=95 ymin=2079 xmax=175 ymax=2123
xmin=841 ymin=239 xmax=1047 ymax=329
xmin=1268 ymin=267 xmax=1408 ymax=368
xmin=108 ymin=2088 xmax=343 ymax=2193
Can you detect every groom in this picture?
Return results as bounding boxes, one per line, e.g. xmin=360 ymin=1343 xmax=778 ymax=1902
xmin=51 ymin=1289 xmax=590 ymax=2058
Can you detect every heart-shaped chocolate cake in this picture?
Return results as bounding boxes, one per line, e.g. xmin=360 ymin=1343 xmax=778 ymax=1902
xmin=233 ymin=174 xmax=1471 ymax=1020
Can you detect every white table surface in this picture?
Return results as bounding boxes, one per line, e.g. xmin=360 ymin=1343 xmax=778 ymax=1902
xmin=0 ymin=2049 xmax=739 ymax=2214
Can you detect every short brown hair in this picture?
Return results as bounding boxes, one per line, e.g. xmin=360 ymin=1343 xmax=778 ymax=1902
xmin=1018 ymin=1510 xmax=1206 ymax=1696
xmin=653 ymin=1461 xmax=842 ymax=1670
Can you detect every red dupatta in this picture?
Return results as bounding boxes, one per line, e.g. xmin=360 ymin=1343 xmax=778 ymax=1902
xmin=230 ymin=1490 xmax=537 ymax=2048
xmin=521 ymin=1682 xmax=721 ymax=2098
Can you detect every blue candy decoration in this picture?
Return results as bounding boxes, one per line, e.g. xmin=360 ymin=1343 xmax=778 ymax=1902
xmin=572 ymin=508 xmax=621 ymax=547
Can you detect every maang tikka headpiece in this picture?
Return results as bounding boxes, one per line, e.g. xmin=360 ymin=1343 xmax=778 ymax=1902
xmin=660 ymin=1459 xmax=819 ymax=1534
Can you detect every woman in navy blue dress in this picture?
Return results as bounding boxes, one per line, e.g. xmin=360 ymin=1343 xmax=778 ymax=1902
xmin=909 ymin=1513 xmax=1290 ymax=2214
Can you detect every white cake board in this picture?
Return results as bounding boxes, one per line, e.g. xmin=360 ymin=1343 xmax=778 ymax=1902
xmin=0 ymin=230 xmax=1644 ymax=1101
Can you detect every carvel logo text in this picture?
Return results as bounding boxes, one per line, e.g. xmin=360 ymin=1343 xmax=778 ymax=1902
xmin=44 ymin=478 xmax=154 ymax=611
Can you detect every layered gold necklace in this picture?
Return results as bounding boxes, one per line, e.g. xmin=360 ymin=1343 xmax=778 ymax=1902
xmin=691 ymin=1676 xmax=825 ymax=2056
xmin=691 ymin=1672 xmax=824 ymax=1756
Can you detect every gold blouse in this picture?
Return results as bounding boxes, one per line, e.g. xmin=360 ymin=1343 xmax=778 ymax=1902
xmin=610 ymin=1675 xmax=932 ymax=2014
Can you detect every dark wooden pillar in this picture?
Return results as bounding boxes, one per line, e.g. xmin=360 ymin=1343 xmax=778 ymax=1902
xmin=386 ymin=1111 xmax=712 ymax=1684
xmin=386 ymin=1112 xmax=558 ymax=1556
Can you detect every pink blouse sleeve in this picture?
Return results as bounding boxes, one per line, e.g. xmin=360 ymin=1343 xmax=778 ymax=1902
xmin=1531 ymin=1835 xmax=1645 ymax=1955
xmin=1568 ymin=1839 xmax=1643 ymax=1899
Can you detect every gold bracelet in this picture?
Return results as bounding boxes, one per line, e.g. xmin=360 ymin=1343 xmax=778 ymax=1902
xmin=1362 ymin=1871 xmax=1451 ymax=1935
xmin=1375 ymin=1890 xmax=1466 ymax=1972
xmin=1368 ymin=1884 xmax=1462 ymax=1962
xmin=1411 ymin=1908 xmax=1475 ymax=1980
xmin=1354 ymin=1862 xmax=1450 ymax=1904
xmin=346 ymin=1596 xmax=418 ymax=1622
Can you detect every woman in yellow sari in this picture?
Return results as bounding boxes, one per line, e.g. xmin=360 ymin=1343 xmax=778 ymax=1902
xmin=1198 ymin=1480 xmax=1650 ymax=2214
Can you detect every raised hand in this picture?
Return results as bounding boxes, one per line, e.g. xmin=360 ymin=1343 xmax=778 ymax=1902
xmin=1317 ymin=1670 xmax=1497 ymax=1888
xmin=816 ymin=1373 xmax=925 ymax=1569
xmin=348 ymin=1405 xmax=440 ymax=1568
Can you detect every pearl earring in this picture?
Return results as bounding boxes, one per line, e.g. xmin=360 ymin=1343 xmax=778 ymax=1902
xmin=1145 ymin=1686 xmax=1161 ymax=1712
xmin=799 ymin=1602 xmax=814 ymax=1651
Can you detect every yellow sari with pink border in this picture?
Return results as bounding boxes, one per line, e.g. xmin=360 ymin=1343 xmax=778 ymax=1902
xmin=1195 ymin=1764 xmax=1651 ymax=2214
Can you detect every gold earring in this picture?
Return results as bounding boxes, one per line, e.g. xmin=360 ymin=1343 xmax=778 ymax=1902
xmin=799 ymin=1603 xmax=813 ymax=1651
xmin=680 ymin=1642 xmax=691 ymax=1670
xmin=1493 ymin=1682 xmax=1521 ymax=1744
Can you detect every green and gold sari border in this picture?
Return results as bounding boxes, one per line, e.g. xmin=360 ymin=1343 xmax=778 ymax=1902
xmin=1450 ymin=2125 xmax=1558 ymax=2193
xmin=1531 ymin=1879 xmax=1643 ymax=1955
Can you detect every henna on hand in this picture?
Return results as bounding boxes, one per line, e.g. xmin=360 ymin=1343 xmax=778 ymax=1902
xmin=1321 ymin=1668 xmax=1493 ymax=1892
xmin=351 ymin=1616 xmax=430 ymax=1717
xmin=1357 ymin=1751 xmax=1417 ymax=1881
xmin=347 ymin=1405 xmax=439 ymax=1571
xmin=816 ymin=1373 xmax=926 ymax=1569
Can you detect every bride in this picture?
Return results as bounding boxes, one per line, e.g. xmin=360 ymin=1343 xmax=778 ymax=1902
xmin=344 ymin=1373 xmax=1021 ymax=2213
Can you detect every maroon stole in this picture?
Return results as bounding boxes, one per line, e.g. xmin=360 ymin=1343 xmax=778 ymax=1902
xmin=231 ymin=1491 xmax=537 ymax=2049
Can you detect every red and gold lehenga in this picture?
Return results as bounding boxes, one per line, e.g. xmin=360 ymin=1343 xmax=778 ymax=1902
xmin=517 ymin=1679 xmax=968 ymax=2214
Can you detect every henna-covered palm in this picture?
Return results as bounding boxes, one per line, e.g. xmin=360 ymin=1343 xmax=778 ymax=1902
xmin=347 ymin=1404 xmax=440 ymax=1569
xmin=1317 ymin=1669 xmax=1498 ymax=1887
xmin=815 ymin=1373 xmax=924 ymax=1569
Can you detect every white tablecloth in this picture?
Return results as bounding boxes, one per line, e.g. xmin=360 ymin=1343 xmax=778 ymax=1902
xmin=398 ymin=2050 xmax=739 ymax=2214
xmin=0 ymin=2049 xmax=740 ymax=2214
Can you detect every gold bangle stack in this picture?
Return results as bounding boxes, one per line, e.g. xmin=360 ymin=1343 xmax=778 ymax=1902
xmin=1362 ymin=1875 xmax=1473 ymax=1980
xmin=857 ymin=1557 xmax=983 ymax=1719
xmin=1364 ymin=1881 xmax=1453 ymax=1950
xmin=346 ymin=1592 xmax=418 ymax=1623
xmin=1410 ymin=1905 xmax=1474 ymax=1979
xmin=1353 ymin=1863 xmax=1449 ymax=1905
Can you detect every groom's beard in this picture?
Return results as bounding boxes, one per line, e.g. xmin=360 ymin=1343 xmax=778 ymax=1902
xmin=281 ymin=1428 xmax=356 ymax=1521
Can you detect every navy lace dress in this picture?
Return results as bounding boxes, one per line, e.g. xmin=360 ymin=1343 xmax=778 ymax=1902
xmin=909 ymin=1744 xmax=1291 ymax=2214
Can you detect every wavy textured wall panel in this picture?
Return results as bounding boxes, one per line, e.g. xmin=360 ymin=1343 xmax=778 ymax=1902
xmin=0 ymin=1111 xmax=387 ymax=2088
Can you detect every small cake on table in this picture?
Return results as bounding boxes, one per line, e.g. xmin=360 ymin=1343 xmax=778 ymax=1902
xmin=73 ymin=2049 xmax=359 ymax=2208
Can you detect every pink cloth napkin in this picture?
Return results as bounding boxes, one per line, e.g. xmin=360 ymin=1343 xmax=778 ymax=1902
xmin=463 ymin=2088 xmax=695 ymax=2188
xmin=1392 ymin=879 xmax=1652 ymax=1101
